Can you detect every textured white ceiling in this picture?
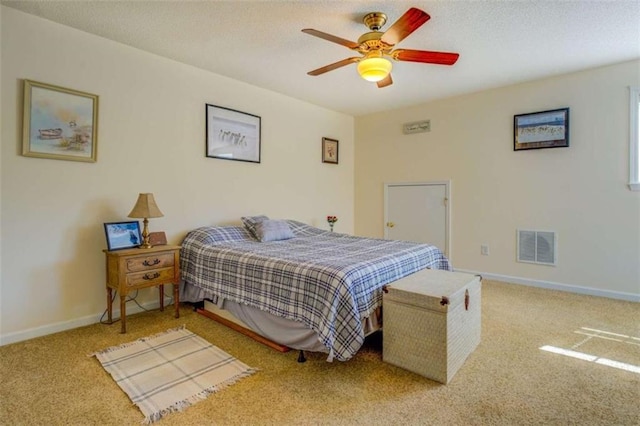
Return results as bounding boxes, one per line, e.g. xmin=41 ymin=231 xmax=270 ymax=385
xmin=3 ymin=0 xmax=639 ymax=116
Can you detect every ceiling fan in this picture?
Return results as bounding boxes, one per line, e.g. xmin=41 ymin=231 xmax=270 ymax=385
xmin=302 ymin=7 xmax=459 ymax=88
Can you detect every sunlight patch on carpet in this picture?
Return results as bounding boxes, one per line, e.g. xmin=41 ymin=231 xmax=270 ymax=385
xmin=540 ymin=345 xmax=640 ymax=374
xmin=574 ymin=327 xmax=640 ymax=346
xmin=92 ymin=326 xmax=257 ymax=424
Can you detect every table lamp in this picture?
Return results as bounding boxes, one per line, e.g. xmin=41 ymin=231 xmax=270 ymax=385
xmin=127 ymin=193 xmax=164 ymax=249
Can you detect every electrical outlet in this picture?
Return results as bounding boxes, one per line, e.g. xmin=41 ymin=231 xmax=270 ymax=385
xmin=481 ymin=245 xmax=490 ymax=256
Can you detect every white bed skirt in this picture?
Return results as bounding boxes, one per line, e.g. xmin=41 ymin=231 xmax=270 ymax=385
xmin=180 ymin=280 xmax=381 ymax=355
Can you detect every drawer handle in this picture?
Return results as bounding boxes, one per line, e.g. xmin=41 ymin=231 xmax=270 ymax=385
xmin=143 ymin=259 xmax=161 ymax=266
xmin=142 ymin=272 xmax=160 ymax=280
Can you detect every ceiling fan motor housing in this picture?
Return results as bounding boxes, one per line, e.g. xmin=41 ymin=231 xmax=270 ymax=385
xmin=357 ymin=32 xmax=392 ymax=54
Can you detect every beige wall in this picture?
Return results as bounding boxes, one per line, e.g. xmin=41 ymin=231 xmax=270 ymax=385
xmin=355 ymin=60 xmax=640 ymax=299
xmin=0 ymin=7 xmax=354 ymax=343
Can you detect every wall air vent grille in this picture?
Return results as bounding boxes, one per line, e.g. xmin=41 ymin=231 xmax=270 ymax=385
xmin=517 ymin=229 xmax=557 ymax=266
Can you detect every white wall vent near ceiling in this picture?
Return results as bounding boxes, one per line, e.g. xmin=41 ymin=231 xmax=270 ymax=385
xmin=517 ymin=229 xmax=557 ymax=266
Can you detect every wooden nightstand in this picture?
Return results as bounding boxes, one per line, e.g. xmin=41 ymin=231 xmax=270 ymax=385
xmin=103 ymin=245 xmax=181 ymax=333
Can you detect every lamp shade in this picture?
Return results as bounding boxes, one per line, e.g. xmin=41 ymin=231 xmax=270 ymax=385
xmin=128 ymin=193 xmax=164 ymax=219
xmin=357 ymin=57 xmax=392 ymax=82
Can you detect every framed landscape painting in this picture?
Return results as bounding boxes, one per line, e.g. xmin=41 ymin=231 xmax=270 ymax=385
xmin=22 ymin=80 xmax=99 ymax=162
xmin=514 ymin=108 xmax=569 ymax=151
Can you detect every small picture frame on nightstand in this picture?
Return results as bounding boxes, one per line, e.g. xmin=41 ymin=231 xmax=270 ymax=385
xmin=149 ymin=231 xmax=167 ymax=246
xmin=104 ymin=221 xmax=141 ymax=251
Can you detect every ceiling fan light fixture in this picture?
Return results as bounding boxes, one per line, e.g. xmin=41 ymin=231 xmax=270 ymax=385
xmin=357 ymin=57 xmax=392 ymax=82
xmin=303 ymin=8 xmax=458 ymax=88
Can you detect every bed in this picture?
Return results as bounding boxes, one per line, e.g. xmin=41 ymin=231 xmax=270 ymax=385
xmin=180 ymin=218 xmax=451 ymax=362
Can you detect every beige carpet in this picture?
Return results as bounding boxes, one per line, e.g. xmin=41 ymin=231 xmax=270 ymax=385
xmin=0 ymin=280 xmax=638 ymax=425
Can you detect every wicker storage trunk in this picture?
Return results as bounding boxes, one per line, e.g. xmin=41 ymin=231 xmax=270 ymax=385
xmin=383 ymin=269 xmax=481 ymax=384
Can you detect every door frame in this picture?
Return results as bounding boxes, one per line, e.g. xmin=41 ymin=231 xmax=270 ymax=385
xmin=383 ymin=180 xmax=451 ymax=258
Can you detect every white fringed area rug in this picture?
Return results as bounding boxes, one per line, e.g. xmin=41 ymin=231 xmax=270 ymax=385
xmin=92 ymin=326 xmax=257 ymax=424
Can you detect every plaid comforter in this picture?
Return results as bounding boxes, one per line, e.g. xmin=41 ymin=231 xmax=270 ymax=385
xmin=180 ymin=220 xmax=451 ymax=361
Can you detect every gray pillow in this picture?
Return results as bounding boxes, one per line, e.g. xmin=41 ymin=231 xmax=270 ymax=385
xmin=254 ymin=219 xmax=295 ymax=242
xmin=241 ymin=215 xmax=269 ymax=239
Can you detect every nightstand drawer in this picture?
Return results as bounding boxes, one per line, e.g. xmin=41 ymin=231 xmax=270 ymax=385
xmin=126 ymin=267 xmax=175 ymax=287
xmin=126 ymin=253 xmax=174 ymax=272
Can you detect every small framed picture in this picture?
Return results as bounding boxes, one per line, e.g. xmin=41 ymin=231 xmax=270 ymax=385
xmin=104 ymin=221 xmax=142 ymax=251
xmin=514 ymin=108 xmax=569 ymax=151
xmin=322 ymin=137 xmax=339 ymax=164
xmin=149 ymin=231 xmax=167 ymax=246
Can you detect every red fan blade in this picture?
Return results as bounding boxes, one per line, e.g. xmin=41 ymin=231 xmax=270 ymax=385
xmin=302 ymin=29 xmax=359 ymax=49
xmin=377 ymin=74 xmax=393 ymax=88
xmin=381 ymin=8 xmax=430 ymax=46
xmin=307 ymin=57 xmax=360 ymax=76
xmin=392 ymin=49 xmax=459 ymax=65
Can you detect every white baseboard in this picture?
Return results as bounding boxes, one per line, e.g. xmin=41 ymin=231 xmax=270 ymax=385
xmin=454 ymin=269 xmax=640 ymax=303
xmin=0 ymin=300 xmax=164 ymax=346
xmin=2 ymin=272 xmax=637 ymax=346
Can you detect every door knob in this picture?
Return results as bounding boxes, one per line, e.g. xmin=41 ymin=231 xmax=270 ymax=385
xmin=386 ymin=222 xmax=395 ymax=228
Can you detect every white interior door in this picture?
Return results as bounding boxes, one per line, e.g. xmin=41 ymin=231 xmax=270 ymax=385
xmin=384 ymin=182 xmax=449 ymax=255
